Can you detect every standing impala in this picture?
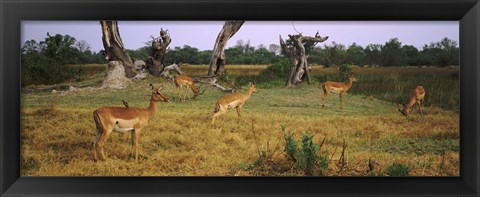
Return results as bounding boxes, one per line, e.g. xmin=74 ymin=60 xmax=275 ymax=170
xmin=173 ymin=74 xmax=204 ymax=101
xmin=321 ymin=72 xmax=357 ymax=111
xmin=93 ymin=84 xmax=169 ymax=162
xmin=397 ymin=86 xmax=425 ymax=116
xmin=206 ymin=82 xmax=259 ymax=124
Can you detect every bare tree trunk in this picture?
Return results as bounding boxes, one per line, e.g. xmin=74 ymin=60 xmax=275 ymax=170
xmin=279 ymin=32 xmax=328 ymax=86
xmin=146 ymin=28 xmax=171 ymax=76
xmin=207 ymin=20 xmax=244 ymax=76
xmin=100 ymin=21 xmax=136 ymax=78
xmin=280 ymin=35 xmax=299 ymax=87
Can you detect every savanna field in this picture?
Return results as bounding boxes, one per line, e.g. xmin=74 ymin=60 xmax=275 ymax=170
xmin=21 ymin=64 xmax=460 ymax=176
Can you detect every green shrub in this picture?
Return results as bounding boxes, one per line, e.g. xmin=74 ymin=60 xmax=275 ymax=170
xmin=318 ymin=150 xmax=329 ymax=176
xmin=284 ymin=132 xmax=298 ymax=161
xmin=218 ymin=70 xmax=237 ymax=88
xmin=386 ymin=162 xmax=411 ymax=176
xmin=296 ymin=133 xmax=319 ymax=175
xmin=261 ymin=58 xmax=290 ymax=79
xmin=339 ymin=64 xmax=352 ymax=73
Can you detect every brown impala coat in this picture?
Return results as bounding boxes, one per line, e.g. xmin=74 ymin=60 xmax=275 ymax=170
xmin=174 ymin=75 xmax=200 ymax=101
xmin=93 ymin=84 xmax=169 ymax=162
xmin=321 ymin=73 xmax=357 ymax=111
xmin=397 ymin=86 xmax=425 ymax=116
xmin=207 ymin=82 xmax=259 ymax=124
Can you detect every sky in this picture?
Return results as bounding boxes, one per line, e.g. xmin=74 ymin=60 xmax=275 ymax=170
xmin=21 ymin=21 xmax=459 ymax=52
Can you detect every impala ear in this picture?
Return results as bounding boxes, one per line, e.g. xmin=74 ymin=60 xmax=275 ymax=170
xmin=150 ymin=83 xmax=154 ymax=90
xmin=158 ymin=84 xmax=164 ymax=91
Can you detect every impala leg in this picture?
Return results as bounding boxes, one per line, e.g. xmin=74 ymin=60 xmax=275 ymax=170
xmin=236 ymin=106 xmax=242 ymax=118
xmin=322 ymin=86 xmax=329 ymax=109
xmin=185 ymin=86 xmax=190 ymax=100
xmin=322 ymin=93 xmax=328 ymax=109
xmin=176 ymin=86 xmax=181 ymax=101
xmin=95 ymin=128 xmax=112 ymax=161
xmin=93 ymin=132 xmax=102 ymax=162
xmin=340 ymin=93 xmax=344 ymax=111
xmin=419 ymin=100 xmax=424 ymax=115
xmin=132 ymin=129 xmax=142 ymax=162
xmin=212 ymin=107 xmax=227 ymax=125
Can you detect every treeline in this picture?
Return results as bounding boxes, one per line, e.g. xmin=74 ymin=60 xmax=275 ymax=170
xmin=309 ymin=38 xmax=459 ymax=67
xmin=128 ymin=38 xmax=459 ymax=67
xmin=21 ymin=33 xmax=459 ymax=86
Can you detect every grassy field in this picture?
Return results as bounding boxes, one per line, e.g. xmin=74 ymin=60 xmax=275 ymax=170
xmin=21 ymin=64 xmax=459 ymax=176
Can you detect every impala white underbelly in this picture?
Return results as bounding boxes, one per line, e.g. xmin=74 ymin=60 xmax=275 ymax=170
xmin=330 ymin=87 xmax=344 ymax=94
xmin=227 ymin=100 xmax=242 ymax=108
xmin=113 ymin=119 xmax=136 ymax=133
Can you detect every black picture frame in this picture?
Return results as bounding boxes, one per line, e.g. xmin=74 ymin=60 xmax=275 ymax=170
xmin=1 ymin=0 xmax=479 ymax=196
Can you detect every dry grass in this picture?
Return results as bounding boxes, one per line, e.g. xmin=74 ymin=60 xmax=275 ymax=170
xmin=181 ymin=64 xmax=268 ymax=77
xmin=21 ymin=74 xmax=459 ymax=176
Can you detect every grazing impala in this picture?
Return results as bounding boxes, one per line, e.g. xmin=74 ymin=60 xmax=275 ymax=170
xmin=321 ymin=72 xmax=357 ymax=111
xmin=173 ymin=74 xmax=204 ymax=101
xmin=93 ymin=84 xmax=169 ymax=162
xmin=397 ymin=86 xmax=425 ymax=116
xmin=206 ymin=82 xmax=259 ymax=124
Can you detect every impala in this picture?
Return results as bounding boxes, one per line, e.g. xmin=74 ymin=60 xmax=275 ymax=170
xmin=321 ymin=72 xmax=357 ymax=111
xmin=173 ymin=74 xmax=205 ymax=101
xmin=206 ymin=82 xmax=259 ymax=124
xmin=93 ymin=84 xmax=169 ymax=162
xmin=397 ymin=86 xmax=425 ymax=116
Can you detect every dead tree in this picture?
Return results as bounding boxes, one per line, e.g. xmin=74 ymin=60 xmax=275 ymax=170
xmin=146 ymin=28 xmax=172 ymax=76
xmin=100 ymin=21 xmax=136 ymax=78
xmin=280 ymin=32 xmax=329 ymax=87
xmin=160 ymin=63 xmax=183 ymax=79
xmin=207 ymin=20 xmax=244 ymax=76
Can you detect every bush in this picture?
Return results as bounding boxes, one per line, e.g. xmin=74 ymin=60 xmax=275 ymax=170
xmin=318 ymin=150 xmax=329 ymax=176
xmin=261 ymin=58 xmax=290 ymax=78
xmin=282 ymin=128 xmax=323 ymax=175
xmin=339 ymin=64 xmax=352 ymax=73
xmin=217 ymin=70 xmax=237 ymax=88
xmin=22 ymin=58 xmax=83 ymax=86
xmin=296 ymin=133 xmax=319 ymax=175
xmin=386 ymin=162 xmax=411 ymax=176
xmin=283 ymin=130 xmax=298 ymax=161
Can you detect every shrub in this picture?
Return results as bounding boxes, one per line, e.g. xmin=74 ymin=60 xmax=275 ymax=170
xmin=296 ymin=133 xmax=319 ymax=175
xmin=339 ymin=63 xmax=352 ymax=73
xmin=261 ymin=58 xmax=290 ymax=79
xmin=386 ymin=162 xmax=411 ymax=176
xmin=218 ymin=70 xmax=237 ymax=88
xmin=22 ymin=54 xmax=83 ymax=86
xmin=284 ymin=132 xmax=298 ymax=161
xmin=318 ymin=150 xmax=329 ymax=176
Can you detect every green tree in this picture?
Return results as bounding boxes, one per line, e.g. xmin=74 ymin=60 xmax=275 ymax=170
xmin=401 ymin=45 xmax=419 ymax=66
xmin=128 ymin=46 xmax=149 ymax=62
xmin=21 ymin=33 xmax=82 ymax=86
xmin=381 ymin=38 xmax=405 ymax=66
xmin=364 ymin=44 xmax=382 ymax=66
xmin=322 ymin=42 xmax=346 ymax=67
xmin=345 ymin=42 xmax=365 ymax=66
xmin=198 ymin=50 xmax=213 ymax=64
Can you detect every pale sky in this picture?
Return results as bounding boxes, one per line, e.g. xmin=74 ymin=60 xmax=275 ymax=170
xmin=21 ymin=21 xmax=459 ymax=52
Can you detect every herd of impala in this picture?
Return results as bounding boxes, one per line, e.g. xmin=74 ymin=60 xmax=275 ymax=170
xmin=92 ymin=73 xmax=426 ymax=162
